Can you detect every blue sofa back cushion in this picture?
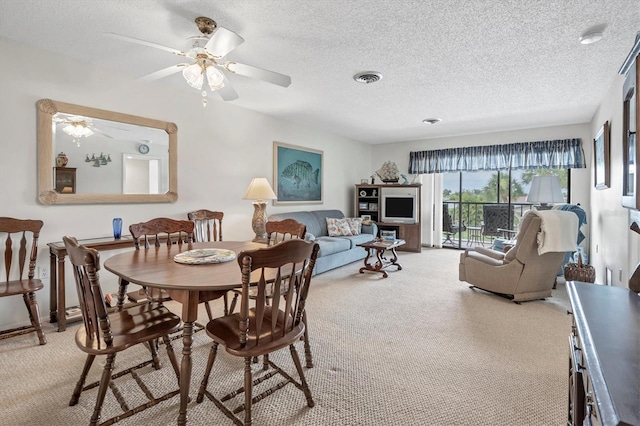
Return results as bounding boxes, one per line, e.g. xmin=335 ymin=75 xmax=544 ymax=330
xmin=269 ymin=209 xmax=344 ymax=238
xmin=311 ymin=210 xmax=344 ymax=236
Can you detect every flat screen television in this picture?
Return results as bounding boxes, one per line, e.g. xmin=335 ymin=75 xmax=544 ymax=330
xmin=380 ymin=187 xmax=419 ymax=224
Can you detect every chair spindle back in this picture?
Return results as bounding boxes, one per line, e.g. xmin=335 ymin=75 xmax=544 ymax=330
xmin=1 ymin=217 xmax=43 ymax=283
xmin=238 ymin=239 xmax=319 ymax=347
xmin=129 ymin=217 xmax=194 ymax=249
xmin=265 ymin=219 xmax=306 ymax=246
xmin=187 ymin=210 xmax=223 ymax=242
xmin=63 ymin=236 xmax=112 ymax=347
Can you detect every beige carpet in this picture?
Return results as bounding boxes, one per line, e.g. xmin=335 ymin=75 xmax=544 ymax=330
xmin=0 ymin=248 xmax=571 ymax=425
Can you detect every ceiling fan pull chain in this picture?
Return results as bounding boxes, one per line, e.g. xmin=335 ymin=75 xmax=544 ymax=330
xmin=202 ymin=90 xmax=208 ymax=107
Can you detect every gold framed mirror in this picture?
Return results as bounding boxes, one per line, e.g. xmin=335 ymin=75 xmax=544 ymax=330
xmin=37 ymin=99 xmax=178 ymax=204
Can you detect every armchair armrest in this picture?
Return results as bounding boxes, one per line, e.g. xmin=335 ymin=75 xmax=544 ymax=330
xmin=464 ymin=250 xmax=505 ymax=267
xmin=474 ymin=246 xmax=506 ymax=260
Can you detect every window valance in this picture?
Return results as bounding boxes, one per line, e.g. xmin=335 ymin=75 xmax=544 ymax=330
xmin=408 ymin=138 xmax=585 ymax=174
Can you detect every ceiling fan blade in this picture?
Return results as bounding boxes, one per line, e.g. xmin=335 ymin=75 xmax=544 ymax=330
xmin=204 ymin=27 xmax=244 ymax=58
xmin=217 ymin=76 xmax=239 ymax=101
xmin=140 ymin=64 xmax=188 ymax=81
xmin=224 ymin=62 xmax=291 ymax=87
xmin=91 ymin=128 xmax=114 ymax=139
xmin=105 ymin=32 xmax=186 ymax=57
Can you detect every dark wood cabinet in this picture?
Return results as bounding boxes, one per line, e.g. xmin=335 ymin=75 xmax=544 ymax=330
xmin=54 ymin=167 xmax=76 ymax=194
xmin=566 ymin=281 xmax=640 ymax=426
xmin=355 ymin=184 xmax=422 ymax=252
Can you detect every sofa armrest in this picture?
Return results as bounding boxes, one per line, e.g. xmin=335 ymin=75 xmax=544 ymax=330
xmin=362 ymin=223 xmax=378 ymax=236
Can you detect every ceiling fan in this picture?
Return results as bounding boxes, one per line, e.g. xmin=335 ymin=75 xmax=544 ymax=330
xmin=106 ymin=16 xmax=291 ymax=106
xmin=54 ymin=114 xmax=113 ymax=146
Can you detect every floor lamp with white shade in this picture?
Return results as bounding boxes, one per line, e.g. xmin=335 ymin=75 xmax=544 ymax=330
xmin=243 ymin=177 xmax=277 ymax=243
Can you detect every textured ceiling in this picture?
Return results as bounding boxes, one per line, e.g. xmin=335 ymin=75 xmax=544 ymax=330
xmin=0 ymin=1 xmax=638 ymax=144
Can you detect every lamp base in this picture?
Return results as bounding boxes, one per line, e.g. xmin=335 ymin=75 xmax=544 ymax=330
xmin=251 ymin=201 xmax=269 ymax=243
xmin=535 ymin=203 xmax=554 ymax=210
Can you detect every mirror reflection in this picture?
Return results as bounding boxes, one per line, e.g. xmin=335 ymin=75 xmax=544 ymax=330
xmin=37 ymin=99 xmax=177 ymax=204
xmin=53 ymin=112 xmax=170 ymax=195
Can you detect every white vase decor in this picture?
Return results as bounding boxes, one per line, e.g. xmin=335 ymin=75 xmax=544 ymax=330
xmin=375 ymin=161 xmax=400 ymax=183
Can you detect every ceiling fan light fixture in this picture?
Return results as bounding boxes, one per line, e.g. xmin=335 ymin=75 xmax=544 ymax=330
xmin=182 ymin=63 xmax=205 ymax=90
xmin=63 ymin=122 xmax=94 ymax=138
xmin=205 ymin=66 xmax=225 ymax=91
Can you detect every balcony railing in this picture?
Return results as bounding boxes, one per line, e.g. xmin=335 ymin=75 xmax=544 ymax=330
xmin=442 ymin=201 xmax=534 ymax=248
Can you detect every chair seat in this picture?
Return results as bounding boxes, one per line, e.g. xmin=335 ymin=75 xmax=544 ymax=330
xmin=0 ymin=279 xmax=44 ymax=296
xmin=206 ymin=308 xmax=304 ymax=358
xmin=75 ymin=302 xmax=181 ymax=355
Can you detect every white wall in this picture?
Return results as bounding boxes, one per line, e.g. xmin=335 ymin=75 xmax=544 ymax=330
xmin=590 ymin=74 xmax=640 ymax=287
xmin=0 ymin=37 xmax=372 ymax=329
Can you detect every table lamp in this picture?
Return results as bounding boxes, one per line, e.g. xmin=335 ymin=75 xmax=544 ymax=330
xmin=526 ymin=175 xmax=564 ymax=210
xmin=243 ymin=177 xmax=277 ymax=242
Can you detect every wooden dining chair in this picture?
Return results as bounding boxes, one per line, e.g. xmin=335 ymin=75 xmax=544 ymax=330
xmin=188 ymin=209 xmax=223 ymax=242
xmin=128 ymin=217 xmax=195 ymax=302
xmin=266 ymin=219 xmax=314 ymax=368
xmin=228 ymin=218 xmax=314 ymax=367
xmin=129 ymin=217 xmax=194 ymax=250
xmin=196 ymin=239 xmax=320 ymax=426
xmin=229 ymin=218 xmax=307 ymax=313
xmin=0 ymin=217 xmax=46 ymax=345
xmin=187 ymin=209 xmax=229 ymax=319
xmin=63 ymin=236 xmax=181 ymax=426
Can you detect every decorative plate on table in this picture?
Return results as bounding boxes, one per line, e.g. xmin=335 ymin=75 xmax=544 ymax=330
xmin=174 ymin=249 xmax=236 ymax=265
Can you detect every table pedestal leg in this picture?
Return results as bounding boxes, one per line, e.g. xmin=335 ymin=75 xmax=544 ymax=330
xmin=116 ymin=279 xmax=129 ymax=311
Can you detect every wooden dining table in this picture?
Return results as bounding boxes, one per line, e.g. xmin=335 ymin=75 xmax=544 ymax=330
xmin=103 ymin=240 xmax=266 ymax=426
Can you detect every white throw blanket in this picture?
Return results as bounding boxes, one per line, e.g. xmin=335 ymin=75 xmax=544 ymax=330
xmin=529 ymin=210 xmax=578 ymax=255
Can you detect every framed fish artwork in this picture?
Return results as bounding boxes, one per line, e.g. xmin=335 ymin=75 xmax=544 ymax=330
xmin=273 ymin=141 xmax=323 ymax=204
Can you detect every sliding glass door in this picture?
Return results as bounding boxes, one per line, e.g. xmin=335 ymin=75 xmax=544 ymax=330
xmin=442 ymin=169 xmax=569 ymax=248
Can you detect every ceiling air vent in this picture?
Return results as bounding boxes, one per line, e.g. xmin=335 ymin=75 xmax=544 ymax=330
xmin=422 ymin=118 xmax=442 ymax=125
xmin=354 ymin=71 xmax=383 ymax=84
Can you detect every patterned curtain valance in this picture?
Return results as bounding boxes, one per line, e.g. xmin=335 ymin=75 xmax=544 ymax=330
xmin=408 ymin=138 xmax=586 ymax=174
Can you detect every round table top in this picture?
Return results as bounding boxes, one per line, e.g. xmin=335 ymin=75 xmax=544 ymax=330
xmin=103 ymin=241 xmax=266 ymax=291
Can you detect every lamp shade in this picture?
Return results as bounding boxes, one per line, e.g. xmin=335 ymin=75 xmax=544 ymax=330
xmin=243 ymin=177 xmax=277 ymax=201
xmin=526 ymin=176 xmax=564 ymax=204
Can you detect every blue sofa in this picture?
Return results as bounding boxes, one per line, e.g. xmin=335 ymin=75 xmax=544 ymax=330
xmin=268 ymin=209 xmax=378 ymax=275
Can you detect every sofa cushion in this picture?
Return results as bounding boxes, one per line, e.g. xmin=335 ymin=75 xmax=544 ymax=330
xmin=338 ymin=233 xmax=374 ymax=249
xmin=268 ymin=211 xmax=322 ymax=237
xmin=315 ymin=236 xmax=351 ymax=256
xmin=310 ymin=210 xmax=345 ymax=237
xmin=345 ymin=217 xmax=362 ymax=235
xmin=326 ymin=218 xmax=353 ymax=236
